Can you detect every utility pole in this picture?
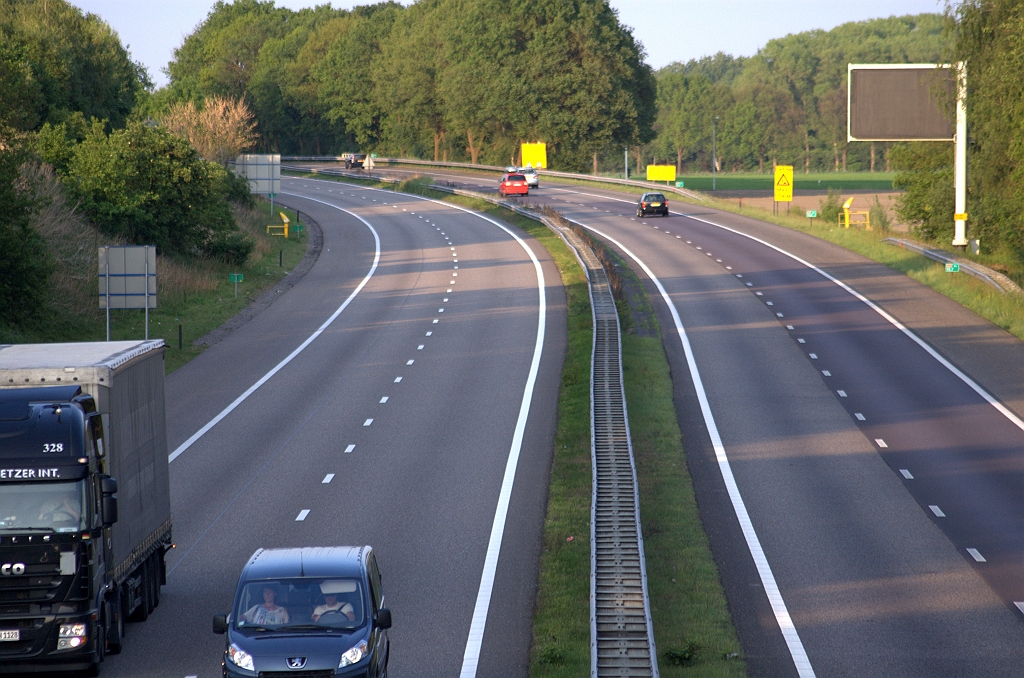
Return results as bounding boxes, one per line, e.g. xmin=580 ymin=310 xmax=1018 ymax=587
xmin=712 ymin=116 xmax=719 ymax=191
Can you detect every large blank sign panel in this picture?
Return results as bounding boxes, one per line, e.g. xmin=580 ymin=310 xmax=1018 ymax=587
xmin=848 ymin=66 xmax=955 ymax=141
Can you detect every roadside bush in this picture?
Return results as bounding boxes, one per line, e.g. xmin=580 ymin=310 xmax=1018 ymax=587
xmin=869 ymin=195 xmax=892 ymax=232
xmin=0 ymin=137 xmax=51 ymax=326
xmin=65 ymin=119 xmax=246 ymax=258
xmin=206 ymin=231 xmax=255 ymax=266
xmin=818 ymin=188 xmax=843 ymax=225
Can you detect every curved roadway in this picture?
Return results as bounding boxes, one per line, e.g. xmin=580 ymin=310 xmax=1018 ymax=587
xmin=321 ymin=164 xmax=1024 ymax=677
xmin=99 ymin=177 xmax=566 ymax=678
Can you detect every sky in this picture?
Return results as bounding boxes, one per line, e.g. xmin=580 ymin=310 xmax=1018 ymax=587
xmin=71 ymin=0 xmax=945 ymax=89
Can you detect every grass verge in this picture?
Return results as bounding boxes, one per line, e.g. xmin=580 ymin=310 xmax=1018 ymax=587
xmin=291 ymin=170 xmax=746 ymax=675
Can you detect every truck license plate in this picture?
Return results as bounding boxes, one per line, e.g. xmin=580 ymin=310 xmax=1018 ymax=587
xmin=0 ymin=629 xmax=19 ymax=641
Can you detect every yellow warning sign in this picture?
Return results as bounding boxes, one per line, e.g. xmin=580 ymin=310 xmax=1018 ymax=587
xmin=774 ymin=165 xmax=794 ymax=202
xmin=521 ymin=142 xmax=547 ymax=169
xmin=646 ymin=165 xmax=676 ymax=182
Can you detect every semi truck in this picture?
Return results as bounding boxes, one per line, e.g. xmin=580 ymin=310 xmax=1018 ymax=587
xmin=0 ymin=340 xmax=172 ymax=674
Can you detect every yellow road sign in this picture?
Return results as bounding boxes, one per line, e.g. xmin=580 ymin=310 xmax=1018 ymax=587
xmin=774 ymin=165 xmax=794 ymax=202
xmin=521 ymin=142 xmax=547 ymax=169
xmin=646 ymin=165 xmax=676 ymax=182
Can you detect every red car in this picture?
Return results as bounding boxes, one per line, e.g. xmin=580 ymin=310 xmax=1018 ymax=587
xmin=499 ymin=173 xmax=529 ymax=196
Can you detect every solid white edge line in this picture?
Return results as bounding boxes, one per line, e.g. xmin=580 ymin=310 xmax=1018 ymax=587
xmin=292 ymin=177 xmax=547 ymax=677
xmin=676 ymin=211 xmax=1024 ymax=435
xmin=576 ymin=221 xmax=816 ymax=678
xmin=168 ymin=197 xmax=381 ymax=463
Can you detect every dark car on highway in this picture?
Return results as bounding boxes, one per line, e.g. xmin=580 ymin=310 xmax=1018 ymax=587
xmin=637 ymin=192 xmax=669 ymax=217
xmin=499 ymin=173 xmax=530 ymax=196
xmin=215 ymin=546 xmax=391 ymax=678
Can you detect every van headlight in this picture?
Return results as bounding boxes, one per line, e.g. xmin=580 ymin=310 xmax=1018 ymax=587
xmin=228 ymin=643 xmax=255 ymax=671
xmin=339 ymin=639 xmax=368 ymax=667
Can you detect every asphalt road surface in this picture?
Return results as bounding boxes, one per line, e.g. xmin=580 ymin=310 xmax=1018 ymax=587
xmin=315 ymin=165 xmax=1024 ymax=677
xmin=96 ymin=177 xmax=566 ymax=678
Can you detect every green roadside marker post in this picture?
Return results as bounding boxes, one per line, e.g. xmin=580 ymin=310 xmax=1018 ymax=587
xmin=230 ymin=273 xmax=244 ymax=298
xmin=675 ymin=181 xmax=685 ymax=188
xmin=946 ymin=262 xmax=960 ymax=273
xmin=806 ymin=209 xmax=818 ymax=227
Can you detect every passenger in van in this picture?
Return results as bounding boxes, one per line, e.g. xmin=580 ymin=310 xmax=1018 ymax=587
xmin=312 ymin=591 xmax=355 ymax=622
xmin=243 ymin=586 xmax=290 ymax=625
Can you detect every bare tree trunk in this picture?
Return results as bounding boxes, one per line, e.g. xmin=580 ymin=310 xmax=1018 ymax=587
xmin=885 ymin=142 xmax=890 ymax=172
xmin=833 ymin=141 xmax=839 ymax=172
xmin=443 ymin=148 xmax=448 ymax=163
xmin=870 ymin=142 xmax=875 ymax=172
xmin=316 ymin=134 xmax=322 ymax=156
xmin=842 ymin=147 xmax=847 ymax=172
xmin=677 ymin=147 xmax=683 ymax=172
xmin=759 ymin=156 xmax=764 ymax=173
xmin=635 ymin=147 xmax=642 ymax=174
xmin=467 ymin=130 xmax=479 ymax=165
xmin=593 ymin=151 xmax=598 ymax=176
xmin=805 ymin=131 xmax=810 ymax=174
xmin=434 ymin=133 xmax=440 ymax=162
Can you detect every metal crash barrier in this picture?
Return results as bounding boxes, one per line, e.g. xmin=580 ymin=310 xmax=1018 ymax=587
xmin=840 ymin=197 xmax=871 ymax=229
xmin=267 ymin=212 xmax=290 ymax=237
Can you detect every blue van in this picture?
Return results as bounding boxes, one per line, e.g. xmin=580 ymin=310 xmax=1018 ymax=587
xmin=214 ymin=547 xmax=391 ymax=677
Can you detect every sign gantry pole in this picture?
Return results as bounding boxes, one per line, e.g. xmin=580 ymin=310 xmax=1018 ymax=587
xmin=952 ymin=63 xmax=968 ymax=248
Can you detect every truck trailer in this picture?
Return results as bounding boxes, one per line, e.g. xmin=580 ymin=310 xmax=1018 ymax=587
xmin=0 ymin=340 xmax=172 ymax=674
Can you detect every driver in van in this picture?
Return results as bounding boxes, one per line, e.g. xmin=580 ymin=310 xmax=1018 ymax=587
xmin=312 ymin=590 xmax=355 ymax=622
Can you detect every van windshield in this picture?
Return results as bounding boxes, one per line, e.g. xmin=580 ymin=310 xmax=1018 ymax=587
xmin=235 ymin=578 xmax=367 ymax=632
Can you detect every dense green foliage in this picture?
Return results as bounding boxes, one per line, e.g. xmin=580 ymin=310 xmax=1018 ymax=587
xmin=65 ymin=120 xmax=251 ymax=262
xmin=939 ymin=0 xmax=1024 ymax=255
xmin=652 ymin=14 xmax=947 ymax=173
xmin=0 ymin=135 xmax=50 ymax=325
xmin=164 ymin=0 xmax=656 ymax=171
xmin=0 ymin=0 xmax=148 ymax=131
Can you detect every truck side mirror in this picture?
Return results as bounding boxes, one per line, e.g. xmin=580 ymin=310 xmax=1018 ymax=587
xmin=213 ymin=614 xmax=228 ymax=634
xmin=100 ymin=475 xmax=118 ymax=527
xmin=376 ymin=608 xmax=392 ymax=630
xmin=87 ymin=413 xmax=105 ymax=458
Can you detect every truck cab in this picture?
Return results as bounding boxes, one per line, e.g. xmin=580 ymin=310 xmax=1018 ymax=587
xmin=0 ymin=386 xmax=117 ymax=672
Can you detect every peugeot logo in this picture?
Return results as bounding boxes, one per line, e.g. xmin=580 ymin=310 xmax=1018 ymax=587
xmin=287 ymin=657 xmax=307 ymax=669
xmin=1 ymin=563 xmax=25 ymax=575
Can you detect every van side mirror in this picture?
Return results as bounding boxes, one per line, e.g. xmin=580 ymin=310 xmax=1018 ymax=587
xmin=213 ymin=614 xmax=228 ymax=634
xmin=377 ymin=608 xmax=392 ymax=630
xmin=100 ymin=475 xmax=118 ymax=527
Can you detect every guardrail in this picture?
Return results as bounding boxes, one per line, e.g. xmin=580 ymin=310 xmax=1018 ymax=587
xmin=882 ymin=238 xmax=1022 ymax=294
xmin=281 ymin=155 xmax=707 ymax=202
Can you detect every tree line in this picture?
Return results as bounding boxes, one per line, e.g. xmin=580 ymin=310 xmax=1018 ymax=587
xmin=160 ymin=0 xmax=657 ymax=171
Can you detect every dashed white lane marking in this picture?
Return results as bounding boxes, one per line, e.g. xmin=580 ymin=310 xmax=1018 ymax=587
xmin=169 ymin=196 xmax=381 ymax=464
xmin=1015 ymin=602 xmax=1024 ymax=615
xmin=929 ymin=505 xmax=945 ymax=517
xmin=296 ymin=510 xmax=310 ymax=521
xmin=439 ymin=308 xmax=445 ymax=312
xmin=407 ymin=359 xmax=415 ymax=365
xmin=394 ymin=377 xmax=402 ymax=383
xmin=837 ymin=390 xmax=847 ymax=397
xmin=443 ymin=298 xmax=449 ymax=302
xmin=687 ymin=240 xmax=692 ymax=244
xmin=695 ymin=246 xmax=702 ymax=250
xmin=323 ymin=474 xmax=335 ymax=484
xmin=677 ymin=236 xmax=682 ymax=239
xmin=447 ymin=288 xmax=453 ymax=292
xmin=725 ymin=265 xmax=731 ymax=268
xmin=822 ymin=370 xmax=831 ymax=376
xmin=855 ymin=412 xmax=865 ymax=420
xmin=809 ymin=353 xmax=817 ymax=359
xmin=900 ymin=469 xmax=913 ymax=479
xmin=574 ymin=223 xmax=815 ymax=678
xmin=766 ymin=302 xmax=774 ymax=306
xmin=875 ymin=438 xmax=887 ymax=448
xmin=418 ymin=344 xmax=425 ymax=350
xmin=786 ymin=325 xmax=794 ymax=330
xmin=345 ymin=444 xmax=355 ymax=453
xmin=746 ymin=282 xmax=753 ymax=287
xmin=451 ymin=247 xmax=455 ymax=250
xmin=967 ymin=548 xmax=986 ymax=562
xmin=797 ymin=338 xmax=805 ymax=343
xmin=363 ymin=419 xmax=373 ymax=426
xmin=756 ymin=291 xmax=763 ymax=296
xmin=776 ymin=312 xmax=784 ymax=318
xmin=716 ymin=259 xmax=723 ymax=263
xmin=426 ymin=331 xmax=433 ymax=336
xmin=433 ymin=319 xmax=439 ymax=324
xmin=380 ymin=397 xmax=389 ymax=403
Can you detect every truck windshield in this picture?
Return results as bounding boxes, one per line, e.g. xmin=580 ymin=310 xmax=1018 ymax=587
xmin=0 ymin=480 xmax=87 ymax=533
xmin=235 ymin=578 xmax=367 ymax=632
